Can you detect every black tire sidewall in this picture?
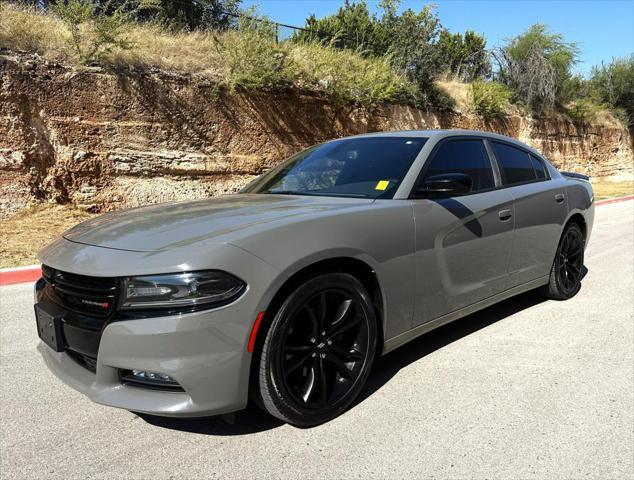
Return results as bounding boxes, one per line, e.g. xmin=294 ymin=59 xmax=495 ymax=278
xmin=258 ymin=272 xmax=377 ymax=427
xmin=550 ymin=223 xmax=584 ymax=299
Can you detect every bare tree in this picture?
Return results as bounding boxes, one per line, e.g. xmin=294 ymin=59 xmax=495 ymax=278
xmin=493 ymin=43 xmax=556 ymax=113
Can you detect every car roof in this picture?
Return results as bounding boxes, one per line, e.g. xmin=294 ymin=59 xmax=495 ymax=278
xmin=341 ymin=129 xmax=544 ymax=157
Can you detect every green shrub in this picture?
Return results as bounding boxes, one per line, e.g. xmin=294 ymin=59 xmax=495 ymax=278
xmin=293 ymin=1 xmax=449 ymax=110
xmin=424 ymin=84 xmax=456 ymax=112
xmin=290 ymin=41 xmax=409 ymax=107
xmin=566 ymin=98 xmax=606 ymax=123
xmin=216 ymin=13 xmax=292 ymax=91
xmin=611 ymin=107 xmax=632 ymax=127
xmin=589 ymin=55 xmax=634 ymax=126
xmin=470 ymin=80 xmax=511 ymax=117
xmin=438 ymin=29 xmax=490 ymax=82
xmin=52 ymin=0 xmax=133 ymax=63
xmin=215 ymin=8 xmax=413 ymax=107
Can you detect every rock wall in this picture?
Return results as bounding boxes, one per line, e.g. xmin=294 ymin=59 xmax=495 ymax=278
xmin=1 ymin=52 xmax=632 ymax=216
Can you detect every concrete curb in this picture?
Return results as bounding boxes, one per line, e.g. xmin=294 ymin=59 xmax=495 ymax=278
xmin=1 ymin=194 xmax=632 ymax=286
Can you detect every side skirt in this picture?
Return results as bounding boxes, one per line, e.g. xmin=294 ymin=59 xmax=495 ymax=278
xmin=382 ymin=276 xmax=549 ymax=354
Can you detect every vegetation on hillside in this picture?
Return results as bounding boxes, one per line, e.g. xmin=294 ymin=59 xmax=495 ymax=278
xmin=470 ymin=80 xmax=512 ymax=118
xmin=587 ymin=56 xmax=634 ymax=125
xmin=8 ymin=0 xmax=243 ymax=30
xmin=494 ymin=24 xmax=579 ymax=113
xmin=1 ymin=0 xmax=632 ymax=123
xmin=0 ymin=2 xmax=410 ymax=106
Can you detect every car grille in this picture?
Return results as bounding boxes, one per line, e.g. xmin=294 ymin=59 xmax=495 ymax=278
xmin=42 ymin=265 xmax=118 ymax=318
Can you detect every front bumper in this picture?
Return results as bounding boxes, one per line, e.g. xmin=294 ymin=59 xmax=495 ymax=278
xmin=38 ymin=304 xmax=255 ymax=417
xmin=36 ymin=238 xmax=283 ymax=417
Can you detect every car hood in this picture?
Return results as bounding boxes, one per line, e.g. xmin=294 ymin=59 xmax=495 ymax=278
xmin=63 ymin=194 xmax=373 ymax=252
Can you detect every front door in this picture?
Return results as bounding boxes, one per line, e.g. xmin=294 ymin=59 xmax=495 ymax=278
xmin=412 ymin=138 xmax=515 ymax=326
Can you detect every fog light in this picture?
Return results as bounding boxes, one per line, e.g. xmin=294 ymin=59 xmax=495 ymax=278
xmin=132 ymin=370 xmax=175 ymax=382
xmin=120 ymin=369 xmax=184 ymax=391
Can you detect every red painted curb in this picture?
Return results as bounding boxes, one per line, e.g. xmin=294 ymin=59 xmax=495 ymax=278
xmin=596 ymin=194 xmax=634 ymax=206
xmin=0 ymin=266 xmax=41 ymax=286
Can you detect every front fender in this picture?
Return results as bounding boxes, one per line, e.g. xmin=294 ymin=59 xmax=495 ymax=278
xmin=233 ymin=201 xmax=417 ymax=344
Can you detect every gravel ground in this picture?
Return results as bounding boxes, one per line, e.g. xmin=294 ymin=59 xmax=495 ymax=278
xmin=1 ymin=201 xmax=632 ymax=479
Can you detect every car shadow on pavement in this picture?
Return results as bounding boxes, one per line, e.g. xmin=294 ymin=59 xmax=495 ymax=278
xmin=138 ymin=290 xmax=547 ymax=435
xmin=355 ymin=290 xmax=548 ymax=407
xmin=137 ymin=402 xmax=284 ymax=435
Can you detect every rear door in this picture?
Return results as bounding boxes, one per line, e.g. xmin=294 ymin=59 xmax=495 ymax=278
xmin=488 ymin=141 xmax=568 ymax=286
xmin=411 ymin=137 xmax=515 ymax=326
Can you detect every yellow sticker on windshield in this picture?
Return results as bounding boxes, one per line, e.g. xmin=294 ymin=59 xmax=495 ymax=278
xmin=375 ymin=180 xmax=390 ymax=191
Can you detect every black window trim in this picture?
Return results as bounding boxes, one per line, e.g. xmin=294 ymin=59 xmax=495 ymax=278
xmin=528 ymin=152 xmax=550 ymax=180
xmin=409 ymin=135 xmax=500 ymax=199
xmin=486 ymin=139 xmax=552 ymax=188
xmin=409 ymin=135 xmax=553 ymax=199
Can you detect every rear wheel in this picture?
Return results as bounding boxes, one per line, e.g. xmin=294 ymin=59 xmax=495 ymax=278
xmin=542 ymin=222 xmax=585 ymax=300
xmin=257 ymin=273 xmax=377 ymax=427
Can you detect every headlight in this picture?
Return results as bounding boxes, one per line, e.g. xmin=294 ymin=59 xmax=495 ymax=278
xmin=120 ymin=271 xmax=246 ymax=310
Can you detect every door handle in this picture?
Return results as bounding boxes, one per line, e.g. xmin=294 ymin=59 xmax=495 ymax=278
xmin=498 ymin=209 xmax=512 ymax=221
xmin=555 ymin=193 xmax=565 ymax=203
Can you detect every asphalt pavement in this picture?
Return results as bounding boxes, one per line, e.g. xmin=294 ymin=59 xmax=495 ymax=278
xmin=1 ymin=201 xmax=633 ymax=479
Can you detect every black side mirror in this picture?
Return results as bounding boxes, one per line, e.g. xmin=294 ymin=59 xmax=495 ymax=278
xmin=416 ymin=173 xmax=473 ymax=198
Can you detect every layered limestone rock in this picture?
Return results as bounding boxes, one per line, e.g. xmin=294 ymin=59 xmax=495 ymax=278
xmin=1 ymin=52 xmax=632 ymax=216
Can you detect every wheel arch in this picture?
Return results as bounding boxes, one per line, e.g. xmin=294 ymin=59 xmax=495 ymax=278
xmin=248 ymin=255 xmax=386 ymax=397
xmin=564 ymin=212 xmax=588 ymax=240
xmin=261 ymin=256 xmax=385 ymax=349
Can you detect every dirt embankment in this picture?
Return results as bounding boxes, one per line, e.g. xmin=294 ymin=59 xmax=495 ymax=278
xmin=1 ymin=52 xmax=632 ymax=216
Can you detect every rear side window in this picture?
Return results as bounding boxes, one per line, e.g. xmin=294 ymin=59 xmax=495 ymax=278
xmin=530 ymin=154 xmax=547 ymax=179
xmin=491 ymin=142 xmax=537 ymax=185
xmin=423 ymin=139 xmax=494 ymax=192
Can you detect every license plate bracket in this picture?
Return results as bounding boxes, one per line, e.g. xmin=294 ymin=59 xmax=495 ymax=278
xmin=35 ymin=304 xmax=65 ymax=352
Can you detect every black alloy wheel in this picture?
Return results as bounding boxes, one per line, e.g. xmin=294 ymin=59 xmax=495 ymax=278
xmin=542 ymin=222 xmax=585 ymax=300
xmin=257 ymin=273 xmax=377 ymax=427
xmin=558 ymin=227 xmax=584 ymax=292
xmin=280 ymin=289 xmax=368 ymax=408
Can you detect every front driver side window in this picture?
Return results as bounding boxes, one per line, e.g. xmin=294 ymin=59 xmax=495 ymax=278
xmin=423 ymin=139 xmax=495 ymax=192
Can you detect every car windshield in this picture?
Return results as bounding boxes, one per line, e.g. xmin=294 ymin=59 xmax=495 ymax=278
xmin=244 ymin=137 xmax=427 ymax=199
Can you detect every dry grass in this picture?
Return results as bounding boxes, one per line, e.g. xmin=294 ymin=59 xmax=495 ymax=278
xmin=0 ymin=3 xmax=225 ymax=72
xmin=108 ymin=24 xmax=225 ymax=74
xmin=439 ymin=79 xmax=515 ymax=118
xmin=592 ymin=181 xmax=634 ymax=200
xmin=290 ymin=42 xmax=407 ymax=105
xmin=0 ymin=4 xmax=69 ymax=58
xmin=437 ymin=80 xmax=472 ymax=113
xmin=0 ymin=3 xmax=411 ymax=106
xmin=0 ymin=204 xmax=95 ymax=269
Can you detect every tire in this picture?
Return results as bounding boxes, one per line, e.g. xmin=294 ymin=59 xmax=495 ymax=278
xmin=541 ymin=222 xmax=585 ymax=300
xmin=257 ymin=273 xmax=377 ymax=427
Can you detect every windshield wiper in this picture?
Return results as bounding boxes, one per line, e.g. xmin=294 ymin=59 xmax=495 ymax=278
xmin=265 ymin=190 xmax=307 ymax=195
xmin=265 ymin=190 xmax=369 ymax=198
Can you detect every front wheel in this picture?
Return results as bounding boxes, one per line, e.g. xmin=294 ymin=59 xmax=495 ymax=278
xmin=257 ymin=273 xmax=377 ymax=427
xmin=541 ymin=222 xmax=585 ymax=300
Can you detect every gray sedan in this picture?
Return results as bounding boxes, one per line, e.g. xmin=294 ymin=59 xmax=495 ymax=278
xmin=35 ymin=129 xmax=594 ymax=427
